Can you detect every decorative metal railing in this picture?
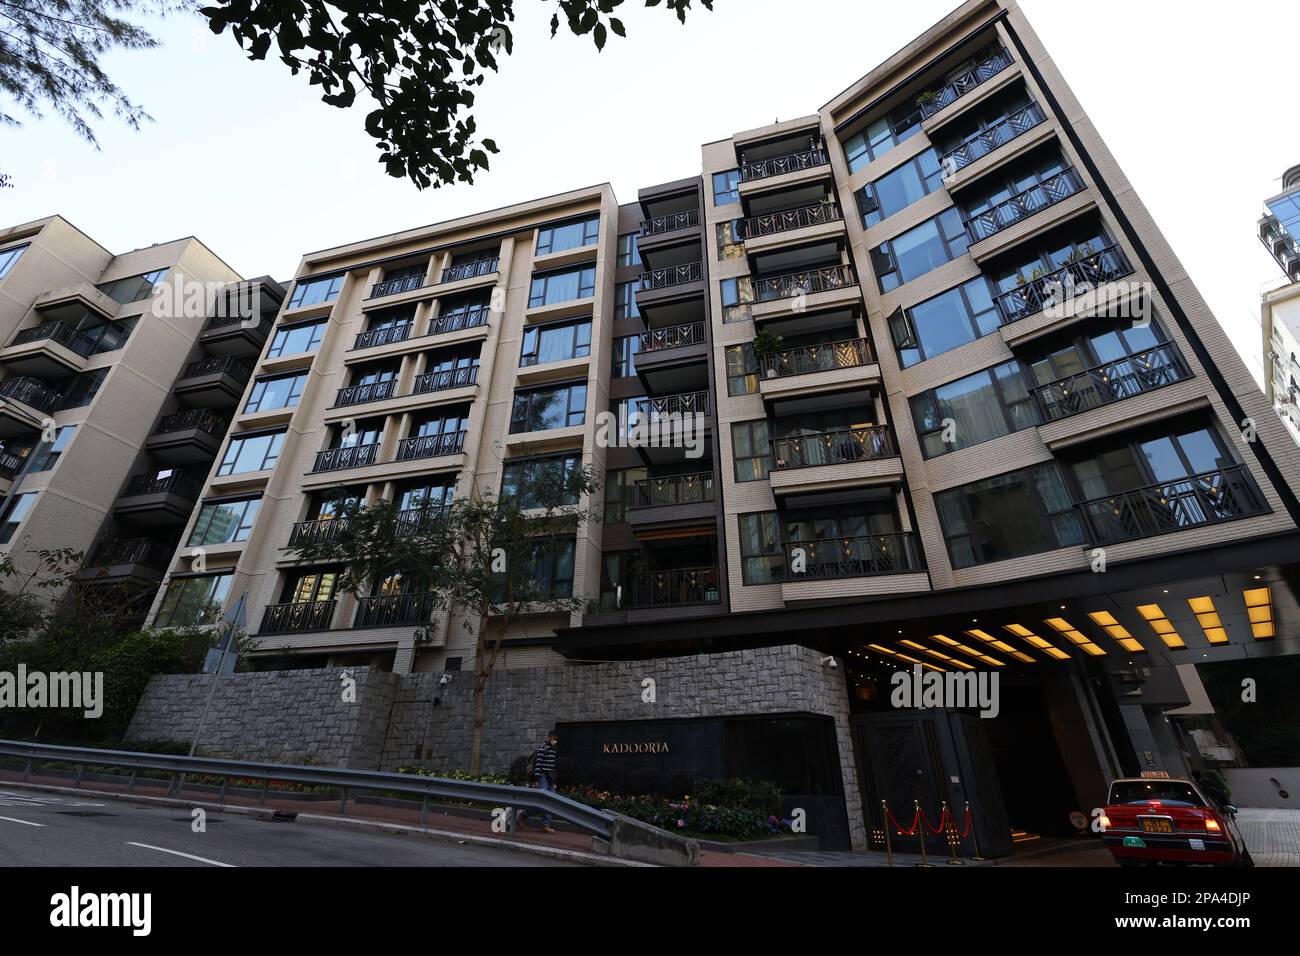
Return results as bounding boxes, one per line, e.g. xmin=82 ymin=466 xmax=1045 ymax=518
xmin=414 ymin=365 xmax=478 ymax=394
xmin=369 ymin=273 xmax=426 ymax=299
xmin=260 ymin=600 xmax=337 ymax=635
xmin=741 ymin=201 xmax=842 ymax=240
xmin=940 ymin=103 xmax=1047 ymax=173
xmin=204 ymin=312 xmax=271 ymax=333
xmin=0 ymin=450 xmax=25 ymax=479
xmin=353 ymin=322 xmax=413 ymax=350
xmin=0 ymin=376 xmax=61 ymax=413
xmin=634 ymin=391 xmax=709 ymax=420
xmin=441 ymin=257 xmax=498 ymax=283
xmin=85 ymin=537 xmax=171 ymax=569
xmin=394 ymin=506 xmax=448 ymax=538
xmin=627 ymin=567 xmax=721 ymax=609
xmin=1075 ymin=465 xmax=1267 ymax=546
xmin=993 ymin=244 xmax=1133 ymax=324
xmin=430 ymin=307 xmax=491 ymax=336
xmin=182 ymin=355 xmax=251 ymax=380
xmin=333 ymin=379 xmax=397 ymax=408
xmin=639 ymin=322 xmax=706 ymax=353
xmin=396 ymin=430 xmax=467 ymax=462
xmin=785 ymin=533 xmax=923 ymax=581
xmin=963 ymin=167 xmax=1085 ymax=242
xmin=639 ymin=262 xmax=703 ymax=291
xmin=762 ymin=338 xmax=872 ymax=379
xmin=917 ymin=48 xmax=1014 ymax=118
xmin=288 ymin=517 xmax=351 ymax=549
xmin=355 ymin=591 xmax=438 ymax=628
xmin=739 ymin=147 xmax=829 ymax=183
xmin=1033 ymin=344 xmax=1188 ymax=422
xmin=123 ymin=471 xmax=202 ymax=498
xmin=752 ymin=264 xmax=855 ymax=303
xmin=312 ymin=443 xmax=380 ymax=473
xmin=641 ymin=209 xmax=700 ymax=236
xmin=11 ymin=320 xmax=98 ymax=357
xmin=771 ymin=425 xmax=896 ymax=471
xmin=155 ymin=409 xmax=226 ymax=436
xmin=632 ymin=473 xmax=715 ymax=510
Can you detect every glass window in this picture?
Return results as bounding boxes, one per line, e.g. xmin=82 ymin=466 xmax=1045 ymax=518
xmin=871 ymin=208 xmax=970 ymax=293
xmin=217 ymin=430 xmax=285 ymax=476
xmin=721 ymin=277 xmax=754 ymax=324
xmin=154 ymin=572 xmax=233 ymax=628
xmin=537 ymin=216 xmax=599 ymax=256
xmin=614 ymin=281 xmax=640 ymax=321
xmin=739 ymin=512 xmax=784 ymax=585
xmin=858 ymin=149 xmax=944 ymax=228
xmin=287 ymin=274 xmax=344 ymax=309
xmin=0 ymin=244 xmax=28 ymax=279
xmin=891 ymin=277 xmax=1000 ymax=369
xmin=602 ymin=467 xmax=648 ymax=523
xmin=510 ymin=383 xmax=587 ymax=433
xmin=74 ymin=314 xmax=138 ymax=353
xmin=188 ymin=497 xmax=262 ymax=546
xmin=267 ymin=320 xmax=326 ymax=358
xmin=520 ymin=318 xmax=592 ymax=367
xmin=244 ymin=372 xmax=307 ymax=414
xmin=725 ymin=344 xmax=760 ymax=396
xmin=936 ymin=464 xmax=1084 ymax=569
xmin=732 ymin=420 xmax=773 ymax=482
xmin=617 ymin=233 xmax=641 ymax=267
xmin=611 ymin=335 xmax=640 ymax=378
xmin=97 ymin=269 xmax=167 ymax=304
xmin=911 ymin=360 xmax=1039 ymax=459
xmin=712 ymin=169 xmax=740 ymax=205
xmin=842 ymin=104 xmax=924 ymax=173
xmin=286 ymin=569 xmax=339 ymax=604
xmin=395 ymin=478 xmax=454 ymax=514
xmin=0 ymin=492 xmax=37 ymax=545
xmin=27 ymin=426 xmax=75 ymax=472
xmin=502 ymin=454 xmax=582 ymax=510
xmin=55 ymin=369 xmax=109 ymax=409
xmin=517 ymin=538 xmax=576 ymax=599
xmin=528 ymin=265 xmax=596 ymax=307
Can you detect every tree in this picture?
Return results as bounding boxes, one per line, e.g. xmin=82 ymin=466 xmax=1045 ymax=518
xmin=288 ymin=464 xmax=601 ymax=772
xmin=200 ymin=0 xmax=714 ymax=188
xmin=0 ymin=1 xmax=183 ymax=145
xmin=0 ymin=548 xmax=80 ymax=645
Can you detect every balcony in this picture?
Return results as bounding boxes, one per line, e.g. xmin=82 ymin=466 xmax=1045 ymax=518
xmin=333 ymin=380 xmax=397 ymax=408
xmin=441 ymin=257 xmax=498 ymax=284
xmin=395 ymin=506 xmax=447 ymax=537
xmin=639 ymin=262 xmax=703 ymax=291
xmin=145 ymin=409 xmax=227 ymax=466
xmin=640 ymin=322 xmax=706 ymax=354
xmin=288 ymin=517 xmax=351 ymax=549
xmin=636 ymin=390 xmax=710 ymax=421
xmin=918 ymin=48 xmax=1014 ymax=119
xmin=1075 ymin=465 xmax=1268 ymax=546
xmin=740 ymin=201 xmax=843 ymax=241
xmin=312 ymin=443 xmax=380 ymax=474
xmin=354 ymin=591 xmax=437 ymax=629
xmin=2 ymin=321 xmax=96 ymax=376
xmin=993 ymin=245 xmax=1133 ymax=325
xmin=941 ymin=103 xmax=1047 ymax=174
xmin=81 ymin=537 xmax=172 ymax=583
xmin=114 ymin=471 xmax=203 ymax=524
xmin=396 ymin=430 xmax=467 ymax=462
xmin=626 ymin=567 xmax=721 ymax=609
xmin=353 ymin=323 xmax=412 ymax=351
xmin=640 ymin=209 xmax=700 ymax=237
xmin=0 ymin=450 xmax=24 ymax=480
xmin=174 ymin=355 xmax=251 ymax=407
xmin=413 ymin=365 xmax=478 ymax=394
xmin=633 ymin=472 xmax=715 ymax=509
xmin=964 ymin=167 xmax=1086 ymax=243
xmin=0 ymin=377 xmax=61 ymax=437
xmin=739 ymin=147 xmax=829 ymax=184
xmin=200 ymin=312 xmax=273 ymax=357
xmin=369 ymin=274 xmax=426 ymax=299
xmin=752 ymin=265 xmax=855 ymax=304
xmin=771 ymin=425 xmax=895 ymax=471
xmin=260 ymin=600 xmax=336 ymax=635
xmin=430 ymin=307 xmax=491 ymax=337
xmin=762 ymin=339 xmax=873 ymax=381
xmin=785 ymin=532 xmax=924 ymax=581
xmin=1033 ymin=344 xmax=1189 ymax=423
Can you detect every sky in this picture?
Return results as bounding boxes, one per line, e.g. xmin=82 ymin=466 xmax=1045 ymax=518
xmin=2 ymin=0 xmax=1298 ymax=381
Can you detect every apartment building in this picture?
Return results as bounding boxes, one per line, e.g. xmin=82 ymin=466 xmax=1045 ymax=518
xmin=1260 ymin=164 xmax=1300 ymax=443
xmin=0 ymin=215 xmax=272 ymax=618
xmin=136 ymin=0 xmax=1300 ymax=851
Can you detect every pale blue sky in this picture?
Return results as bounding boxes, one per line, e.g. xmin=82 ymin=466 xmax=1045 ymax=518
xmin=3 ymin=0 xmax=1297 ymax=379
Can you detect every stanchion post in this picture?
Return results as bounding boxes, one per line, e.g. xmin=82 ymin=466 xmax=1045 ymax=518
xmin=915 ymin=799 xmax=933 ymax=868
xmin=881 ymin=800 xmax=894 ymax=867
xmin=943 ymin=801 xmax=964 ymax=865
xmin=967 ymin=801 xmax=989 ymax=862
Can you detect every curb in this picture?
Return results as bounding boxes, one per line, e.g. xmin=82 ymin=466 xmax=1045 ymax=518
xmin=0 ymin=778 xmax=649 ymax=868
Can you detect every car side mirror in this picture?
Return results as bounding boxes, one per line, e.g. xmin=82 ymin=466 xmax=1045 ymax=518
xmin=1225 ymin=805 xmax=1238 ymax=816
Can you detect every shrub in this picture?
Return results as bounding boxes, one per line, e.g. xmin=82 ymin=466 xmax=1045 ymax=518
xmin=692 ymin=778 xmax=783 ymax=814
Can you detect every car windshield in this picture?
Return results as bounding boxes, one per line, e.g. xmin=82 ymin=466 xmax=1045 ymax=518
xmin=1109 ymin=781 xmax=1204 ymax=807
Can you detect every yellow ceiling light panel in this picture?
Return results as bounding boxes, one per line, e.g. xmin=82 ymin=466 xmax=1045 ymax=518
xmin=1135 ymin=603 xmax=1187 ymax=649
xmin=1243 ymin=588 xmax=1275 ymax=641
xmin=1188 ymin=597 xmax=1230 ymax=645
xmin=1002 ymin=624 xmax=1069 ymax=661
xmin=965 ymin=629 xmax=1022 ymax=655
xmin=1045 ymin=618 xmax=1106 ymax=656
xmin=1087 ymin=612 xmax=1145 ymax=653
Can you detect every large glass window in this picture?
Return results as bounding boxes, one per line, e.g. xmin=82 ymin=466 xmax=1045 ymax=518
xmin=518 ymin=538 xmax=576 ymax=599
xmin=911 ymin=360 xmax=1039 ymax=458
xmin=721 ymin=277 xmax=754 ymax=324
xmin=603 ymin=467 xmax=648 ymax=523
xmin=614 ymin=281 xmax=640 ymax=320
xmin=731 ymin=420 xmax=773 ymax=482
xmin=857 ymin=149 xmax=944 ymax=228
xmin=510 ymin=382 xmax=587 ymax=433
xmin=28 ymin=426 xmax=75 ymax=472
xmin=502 ymin=453 xmax=582 ymax=511
xmin=725 ymin=344 xmax=760 ymax=395
xmin=0 ymin=244 xmax=28 ymax=279
xmin=871 ymin=208 xmax=970 ymax=293
xmin=217 ymin=430 xmax=285 ymax=476
xmin=611 ymin=335 xmax=640 ymax=378
xmin=537 ymin=216 xmax=599 ymax=255
xmin=154 ymin=572 xmax=233 ymax=628
xmin=936 ymin=464 xmax=1084 ymax=569
xmin=267 ymin=319 xmax=326 ymax=358
xmin=712 ymin=169 xmax=740 ymax=205
xmin=528 ymin=265 xmax=596 ymax=307
xmin=70 ymin=312 xmax=138 ymax=353
xmin=188 ymin=497 xmax=262 ymax=546
xmin=738 ymin=512 xmax=784 ymax=585
xmin=97 ymin=269 xmax=167 ymax=304
xmin=520 ymin=318 xmax=591 ymax=367
xmin=617 ymin=233 xmax=641 ymax=267
xmin=0 ymin=492 xmax=37 ymax=545
xmin=890 ymin=277 xmax=1001 ymax=369
xmin=287 ymin=274 xmax=343 ymax=309
xmin=244 ymin=372 xmax=307 ymax=414
xmin=55 ymin=369 xmax=109 ymax=409
xmin=285 ymin=569 xmax=339 ymax=604
xmin=842 ymin=104 xmax=924 ymax=173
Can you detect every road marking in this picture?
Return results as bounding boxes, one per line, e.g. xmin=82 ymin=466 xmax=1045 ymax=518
xmin=126 ymin=842 xmax=235 ymax=867
xmin=0 ymin=815 xmax=45 ymax=827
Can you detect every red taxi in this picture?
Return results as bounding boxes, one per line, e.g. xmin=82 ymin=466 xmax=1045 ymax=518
xmin=1100 ymin=774 xmax=1253 ymax=867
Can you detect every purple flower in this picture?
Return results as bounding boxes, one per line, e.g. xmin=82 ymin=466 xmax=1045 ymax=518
xmin=677 ymin=819 xmax=686 ymax=828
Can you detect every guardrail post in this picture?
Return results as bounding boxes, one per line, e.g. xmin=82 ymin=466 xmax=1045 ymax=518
xmin=74 ymin=766 xmax=84 ymax=788
xmin=338 ymin=788 xmax=349 ymax=815
xmin=420 ymin=796 xmax=429 ymax=826
xmin=259 ymin=779 xmax=270 ymax=805
xmin=22 ymin=760 xmax=32 ymax=782
xmin=126 ymin=770 xmax=137 ymax=793
xmin=218 ymin=776 xmax=228 ymax=803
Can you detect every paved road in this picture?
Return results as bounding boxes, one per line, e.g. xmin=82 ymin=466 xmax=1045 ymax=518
xmin=0 ymin=789 xmax=581 ymax=867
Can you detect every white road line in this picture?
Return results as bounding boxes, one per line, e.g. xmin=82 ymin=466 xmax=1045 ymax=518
xmin=125 ymin=842 xmax=235 ymax=867
xmin=0 ymin=815 xmax=45 ymax=827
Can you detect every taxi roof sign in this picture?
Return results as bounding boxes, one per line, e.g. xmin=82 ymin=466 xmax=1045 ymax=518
xmin=1140 ymin=770 xmax=1171 ymax=779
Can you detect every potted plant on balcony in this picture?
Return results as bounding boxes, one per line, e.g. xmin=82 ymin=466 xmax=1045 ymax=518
xmin=752 ymin=327 xmax=785 ymax=379
xmin=916 ymin=89 xmax=941 ymax=111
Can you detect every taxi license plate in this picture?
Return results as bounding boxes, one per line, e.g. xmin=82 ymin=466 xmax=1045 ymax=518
xmin=1140 ymin=818 xmax=1174 ymax=833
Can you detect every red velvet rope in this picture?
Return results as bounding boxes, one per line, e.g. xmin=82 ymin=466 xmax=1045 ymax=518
xmin=883 ymin=806 xmax=921 ymax=836
xmin=884 ymin=804 xmax=975 ymax=839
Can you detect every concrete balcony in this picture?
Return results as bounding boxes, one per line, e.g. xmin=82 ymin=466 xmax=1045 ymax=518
xmin=144 ymin=409 xmax=227 ymax=466
xmin=173 ymin=355 xmax=251 ymax=408
xmin=1 ymin=321 xmax=96 ymax=377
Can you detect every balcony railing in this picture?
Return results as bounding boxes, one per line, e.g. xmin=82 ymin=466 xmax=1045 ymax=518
xmin=752 ymin=264 xmax=855 ymax=303
xmin=414 ymin=365 xmax=478 ymax=394
xmin=123 ymin=471 xmax=202 ymax=499
xmin=941 ymin=103 xmax=1047 ymax=173
xmin=155 ymin=409 xmax=226 ymax=437
xmin=993 ymin=245 xmax=1133 ymax=325
xmin=395 ymin=506 xmax=448 ymax=538
xmin=333 ymin=379 xmax=397 ymax=408
xmin=369 ymin=273 xmax=426 ymax=299
xmin=181 ymin=355 xmax=251 ymax=380
xmin=1033 ymin=344 xmax=1189 ymax=422
xmin=10 ymin=320 xmax=98 ymax=358
xmin=964 ymin=167 xmax=1085 ymax=242
xmin=0 ymin=450 xmax=25 ymax=479
xmin=86 ymin=537 xmax=171 ymax=569
xmin=633 ymin=472 xmax=715 ymax=510
xmin=918 ymin=48 xmax=1014 ymax=118
xmin=739 ymin=147 xmax=829 ymax=183
xmin=204 ymin=312 xmax=271 ymax=334
xmin=441 ymin=257 xmax=498 ymax=283
xmin=312 ymin=443 xmax=380 ymax=473
xmin=430 ymin=307 xmax=491 ymax=336
xmin=785 ymin=532 xmax=923 ymax=581
xmin=640 ymin=262 xmax=703 ymax=291
xmin=771 ymin=425 xmax=896 ymax=471
xmin=0 ymin=376 xmax=61 ymax=413
xmin=288 ymin=517 xmax=351 ymax=549
xmin=634 ymin=391 xmax=709 ymax=421
xmin=640 ymin=209 xmax=700 ymax=237
xmin=396 ymin=430 xmax=466 ymax=462
xmin=260 ymin=600 xmax=336 ymax=635
xmin=627 ymin=567 xmax=721 ymax=609
xmin=640 ymin=322 xmax=706 ymax=354
xmin=740 ymin=201 xmax=842 ymax=240
xmin=762 ymin=338 xmax=872 ymax=379
xmin=1075 ymin=465 xmax=1268 ymax=546
xmin=355 ymin=591 xmax=438 ymax=629
xmin=353 ymin=322 xmax=412 ymax=351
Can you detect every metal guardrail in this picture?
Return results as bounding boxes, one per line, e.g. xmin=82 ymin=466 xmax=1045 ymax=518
xmin=0 ymin=739 xmax=618 ymax=839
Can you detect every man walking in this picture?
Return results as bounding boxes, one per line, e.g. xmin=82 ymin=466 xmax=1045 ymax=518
xmin=531 ymin=730 xmax=559 ymax=834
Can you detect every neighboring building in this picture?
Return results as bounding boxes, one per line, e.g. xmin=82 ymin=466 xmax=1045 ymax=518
xmin=0 ymin=214 xmax=274 ymax=619
xmin=135 ymin=0 xmax=1300 ymax=852
xmin=1260 ymin=165 xmax=1300 ymax=444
